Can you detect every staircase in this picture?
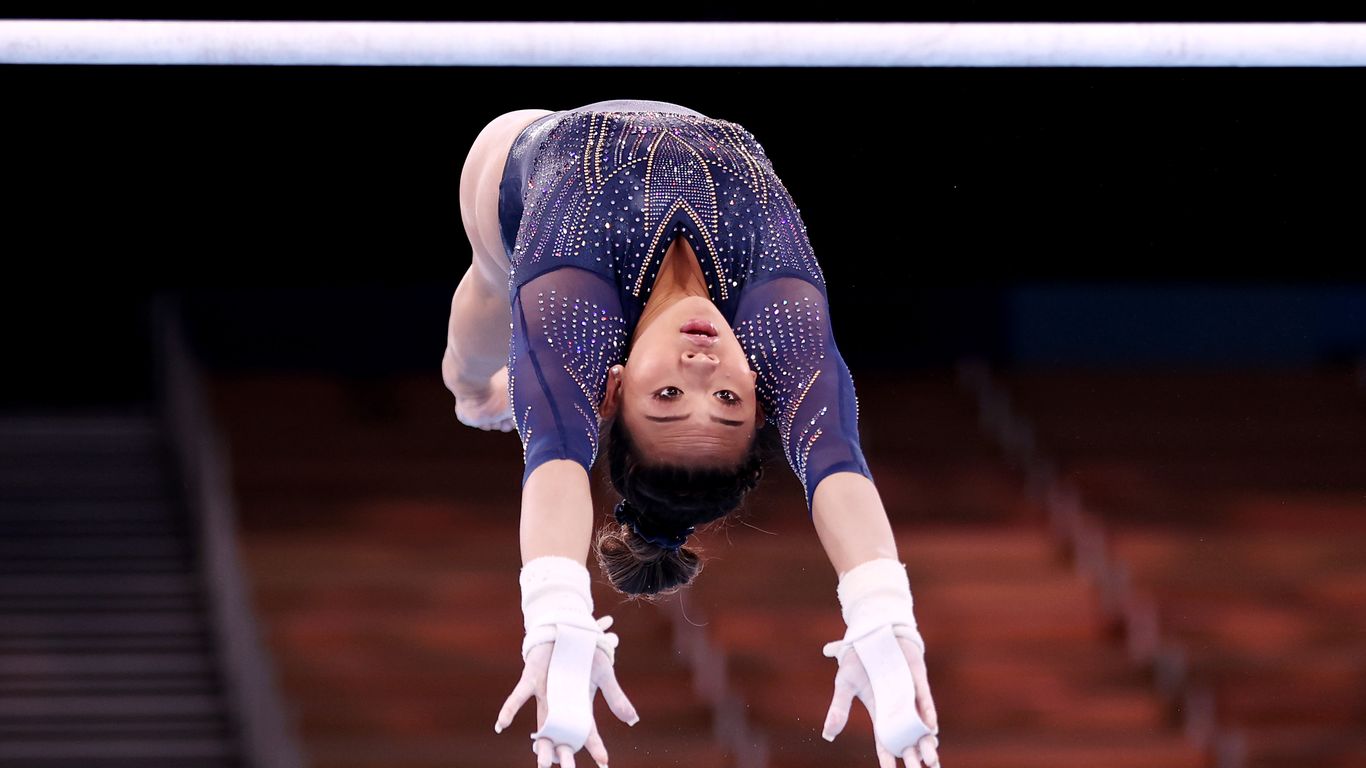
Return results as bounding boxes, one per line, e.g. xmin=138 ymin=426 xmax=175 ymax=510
xmin=0 ymin=410 xmax=243 ymax=767
xmin=209 ymin=369 xmax=1206 ymax=768
xmin=209 ymin=374 xmax=729 ymax=768
xmin=686 ymin=372 xmax=1207 ymax=768
xmin=1001 ymin=368 xmax=1366 ymax=768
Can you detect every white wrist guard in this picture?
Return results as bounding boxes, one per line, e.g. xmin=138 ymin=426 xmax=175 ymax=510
xmin=519 ymin=555 xmax=619 ymax=664
xmin=519 ymin=556 xmax=619 ymax=752
xmin=822 ymin=558 xmax=925 ymax=663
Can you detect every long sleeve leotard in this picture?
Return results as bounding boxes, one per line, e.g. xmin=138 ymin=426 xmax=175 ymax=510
xmin=500 ymin=99 xmax=873 ymax=511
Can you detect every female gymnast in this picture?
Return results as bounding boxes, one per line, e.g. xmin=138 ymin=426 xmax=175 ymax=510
xmin=443 ymin=98 xmax=941 ymax=768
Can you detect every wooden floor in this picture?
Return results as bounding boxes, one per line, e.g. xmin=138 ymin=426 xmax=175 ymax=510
xmin=206 ymin=366 xmax=1365 ymax=768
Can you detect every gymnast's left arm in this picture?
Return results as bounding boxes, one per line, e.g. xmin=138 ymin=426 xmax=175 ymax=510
xmin=812 ymin=473 xmax=941 ymax=767
xmin=733 ymin=275 xmax=941 ymax=765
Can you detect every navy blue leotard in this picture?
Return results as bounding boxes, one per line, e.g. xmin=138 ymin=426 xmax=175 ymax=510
xmin=498 ymin=98 xmax=873 ymax=511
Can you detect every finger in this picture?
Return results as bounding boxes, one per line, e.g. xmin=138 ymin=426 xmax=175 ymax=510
xmin=596 ymin=668 xmax=640 ymax=726
xmin=918 ymin=733 xmax=940 ymax=767
xmin=903 ymin=745 xmax=922 ymax=768
xmin=556 ymin=744 xmax=576 ymax=768
xmin=535 ymin=737 xmax=555 ymax=768
xmin=584 ymin=721 xmax=610 ymax=767
xmin=495 ymin=669 xmax=537 ymax=733
xmin=875 ymin=738 xmax=897 ymax=768
xmin=907 ymin=650 xmax=938 ymax=734
xmin=821 ymin=678 xmax=856 ymax=741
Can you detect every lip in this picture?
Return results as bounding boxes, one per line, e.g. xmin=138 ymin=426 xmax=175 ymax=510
xmin=680 ymin=331 xmax=718 ymax=347
xmin=679 ymin=318 xmax=717 ymax=336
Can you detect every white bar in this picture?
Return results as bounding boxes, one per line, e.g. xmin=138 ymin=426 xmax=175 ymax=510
xmin=2 ymin=20 xmax=1366 ymax=66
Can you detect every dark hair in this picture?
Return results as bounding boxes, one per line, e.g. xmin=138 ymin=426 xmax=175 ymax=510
xmin=592 ymin=413 xmax=776 ymax=600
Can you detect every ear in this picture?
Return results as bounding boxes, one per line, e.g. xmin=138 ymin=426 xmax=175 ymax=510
xmin=599 ymin=364 xmax=624 ymax=425
xmin=751 ymin=370 xmax=765 ymax=430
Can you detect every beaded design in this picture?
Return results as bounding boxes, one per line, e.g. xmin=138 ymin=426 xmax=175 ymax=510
xmin=501 ymin=102 xmax=870 ymax=502
xmin=507 ymin=284 xmax=630 ymax=468
xmin=505 ymin=109 xmax=826 ymax=307
xmin=733 ymin=291 xmax=861 ymax=503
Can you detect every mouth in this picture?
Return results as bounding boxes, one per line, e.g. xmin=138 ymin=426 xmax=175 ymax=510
xmin=680 ymin=318 xmax=718 ymax=345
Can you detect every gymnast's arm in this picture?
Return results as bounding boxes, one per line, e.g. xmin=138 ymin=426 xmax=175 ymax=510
xmin=520 ymin=459 xmax=594 ymax=565
xmin=811 ymin=472 xmax=900 ymax=577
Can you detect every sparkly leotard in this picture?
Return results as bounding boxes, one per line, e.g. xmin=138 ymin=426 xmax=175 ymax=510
xmin=500 ymin=98 xmax=873 ymax=511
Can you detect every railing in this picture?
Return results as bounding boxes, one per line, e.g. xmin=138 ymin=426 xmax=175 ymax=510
xmin=149 ymin=292 xmax=308 ymax=768
xmin=5 ymin=21 xmax=1366 ymax=67
xmin=658 ymin=591 xmax=769 ymax=768
xmin=955 ymin=357 xmax=1246 ymax=768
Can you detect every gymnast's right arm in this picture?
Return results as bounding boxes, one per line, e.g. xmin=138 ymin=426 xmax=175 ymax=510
xmin=494 ymin=266 xmax=639 ymax=768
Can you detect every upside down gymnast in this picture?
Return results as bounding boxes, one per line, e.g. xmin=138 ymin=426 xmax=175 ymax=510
xmin=443 ymin=98 xmax=942 ymax=768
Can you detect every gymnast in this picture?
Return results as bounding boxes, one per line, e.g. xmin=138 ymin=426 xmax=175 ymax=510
xmin=443 ymin=98 xmax=941 ymax=768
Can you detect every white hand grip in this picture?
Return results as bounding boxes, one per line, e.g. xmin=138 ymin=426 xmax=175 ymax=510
xmin=852 ymin=624 xmax=932 ymax=755
xmin=528 ymin=623 xmax=598 ymax=752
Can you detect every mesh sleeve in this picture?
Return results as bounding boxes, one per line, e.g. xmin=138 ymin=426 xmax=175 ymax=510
xmin=733 ymin=276 xmax=874 ymax=512
xmin=508 ymin=266 xmax=630 ymax=486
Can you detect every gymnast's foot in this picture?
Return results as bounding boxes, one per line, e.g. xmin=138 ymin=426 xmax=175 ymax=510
xmin=454 ymin=365 xmax=515 ymax=432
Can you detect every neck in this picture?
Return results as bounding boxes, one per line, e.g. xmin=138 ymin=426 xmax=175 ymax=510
xmin=631 ymin=239 xmax=710 ymax=346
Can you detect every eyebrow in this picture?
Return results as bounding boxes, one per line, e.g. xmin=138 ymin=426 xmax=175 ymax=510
xmin=644 ymin=413 xmax=746 ymax=427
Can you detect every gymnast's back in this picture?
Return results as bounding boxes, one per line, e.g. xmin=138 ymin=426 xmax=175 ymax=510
xmin=501 ymin=99 xmax=874 ymax=510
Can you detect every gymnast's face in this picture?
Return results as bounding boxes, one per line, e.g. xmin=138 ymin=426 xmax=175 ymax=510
xmin=600 ymin=295 xmax=763 ymax=468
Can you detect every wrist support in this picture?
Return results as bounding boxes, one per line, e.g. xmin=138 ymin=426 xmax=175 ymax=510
xmin=519 ymin=555 xmax=619 ymax=664
xmin=822 ymin=557 xmax=925 ymax=663
xmin=822 ymin=558 xmax=935 ymax=757
xmin=519 ymin=555 xmax=620 ymax=753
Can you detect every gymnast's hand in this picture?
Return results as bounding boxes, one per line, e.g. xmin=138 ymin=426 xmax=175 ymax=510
xmin=822 ymin=629 xmax=941 ymax=767
xmin=453 ymin=364 xmax=516 ymax=432
xmin=494 ymin=615 xmax=640 ymax=768
xmin=821 ymin=558 xmax=940 ymax=767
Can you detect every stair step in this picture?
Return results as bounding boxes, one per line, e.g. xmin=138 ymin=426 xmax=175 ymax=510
xmin=303 ymin=732 xmax=732 ymax=768
xmin=1239 ymin=724 xmax=1366 ymax=767
xmin=0 ymin=718 xmax=230 ymax=737
xmin=0 ymin=693 xmax=228 ymax=719
xmin=0 ymin=574 xmax=196 ymax=598
xmin=290 ymin=682 xmax=712 ymax=740
xmin=0 ymin=652 xmax=213 ymax=679
xmin=0 ymin=737 xmax=238 ymax=764
xmin=0 ymin=563 xmax=195 ymax=578
xmin=767 ymin=727 xmax=1205 ymax=768
xmin=0 ymin=613 xmax=206 ymax=638
xmin=0 ymin=500 xmax=177 ymax=524
xmin=0 ymin=537 xmax=190 ymax=560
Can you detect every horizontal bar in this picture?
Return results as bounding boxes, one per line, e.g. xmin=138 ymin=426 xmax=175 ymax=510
xmin=2 ymin=20 xmax=1366 ymax=66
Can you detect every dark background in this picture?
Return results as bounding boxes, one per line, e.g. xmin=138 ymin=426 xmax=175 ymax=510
xmin=5 ymin=11 xmax=1365 ymax=407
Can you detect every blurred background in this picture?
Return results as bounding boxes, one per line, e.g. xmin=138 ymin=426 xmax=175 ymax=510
xmin=3 ymin=8 xmax=1365 ymax=768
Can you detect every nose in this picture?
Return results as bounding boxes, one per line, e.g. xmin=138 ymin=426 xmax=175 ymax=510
xmin=682 ymin=350 xmax=720 ymax=368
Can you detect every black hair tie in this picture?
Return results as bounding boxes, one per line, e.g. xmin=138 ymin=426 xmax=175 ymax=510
xmin=614 ymin=499 xmax=694 ymax=551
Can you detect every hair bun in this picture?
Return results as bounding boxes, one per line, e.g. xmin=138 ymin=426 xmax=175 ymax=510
xmin=614 ymin=498 xmax=693 ymax=551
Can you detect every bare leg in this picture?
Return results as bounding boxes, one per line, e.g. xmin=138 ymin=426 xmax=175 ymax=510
xmin=443 ymin=108 xmax=554 ymax=400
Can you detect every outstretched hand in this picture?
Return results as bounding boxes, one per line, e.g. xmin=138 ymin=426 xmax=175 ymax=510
xmin=454 ymin=365 xmax=515 ymax=432
xmin=495 ymin=616 xmax=640 ymax=768
xmin=823 ymin=629 xmax=941 ymax=768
